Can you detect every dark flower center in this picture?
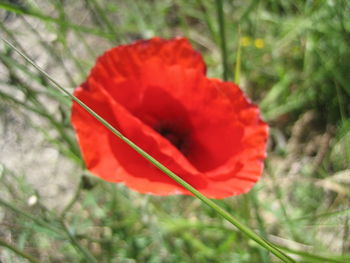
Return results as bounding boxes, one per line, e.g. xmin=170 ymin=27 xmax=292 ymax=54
xmin=153 ymin=122 xmax=189 ymax=155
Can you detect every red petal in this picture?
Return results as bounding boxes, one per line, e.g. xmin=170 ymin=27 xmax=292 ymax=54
xmin=71 ymin=37 xmax=268 ymax=198
xmin=72 ymin=83 xmax=209 ymax=195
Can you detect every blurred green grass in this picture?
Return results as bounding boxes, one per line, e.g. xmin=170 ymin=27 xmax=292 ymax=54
xmin=0 ymin=0 xmax=349 ymax=262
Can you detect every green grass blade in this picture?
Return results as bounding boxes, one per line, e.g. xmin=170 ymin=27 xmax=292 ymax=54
xmin=0 ymin=2 xmax=114 ymax=39
xmin=234 ymin=28 xmax=242 ymax=85
xmin=278 ymin=245 xmax=350 ymax=263
xmin=215 ymin=0 xmax=229 ymax=81
xmin=195 ymin=0 xmax=217 ymax=43
xmin=60 ymin=220 xmax=98 ymax=263
xmin=0 ymin=197 xmax=62 ymax=236
xmin=20 ymin=17 xmax=77 ymax=87
xmin=250 ymin=189 xmax=270 ymax=263
xmin=86 ymin=0 xmax=118 ymax=41
xmin=289 ymin=209 xmax=350 ymax=223
xmin=1 ymin=37 xmax=296 ymax=263
xmin=0 ymin=238 xmax=41 ymax=263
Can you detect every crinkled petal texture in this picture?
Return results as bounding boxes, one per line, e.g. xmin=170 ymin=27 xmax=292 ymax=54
xmin=71 ymin=37 xmax=268 ymax=199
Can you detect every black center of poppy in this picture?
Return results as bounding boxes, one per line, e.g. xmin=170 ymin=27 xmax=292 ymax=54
xmin=154 ymin=123 xmax=189 ymax=155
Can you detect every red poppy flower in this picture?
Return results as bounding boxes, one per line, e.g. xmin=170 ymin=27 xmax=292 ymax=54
xmin=71 ymin=37 xmax=268 ymax=199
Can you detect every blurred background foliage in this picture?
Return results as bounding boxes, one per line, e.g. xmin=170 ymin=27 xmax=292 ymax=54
xmin=0 ymin=0 xmax=349 ymax=262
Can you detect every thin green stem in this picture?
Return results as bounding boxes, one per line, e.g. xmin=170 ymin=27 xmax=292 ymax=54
xmin=1 ymin=37 xmax=296 ymax=263
xmin=342 ymin=215 xmax=349 ymax=255
xmin=0 ymin=52 xmax=80 ymax=158
xmin=278 ymin=245 xmax=350 ymax=263
xmin=335 ymin=82 xmax=346 ymax=121
xmin=0 ymin=197 xmax=62 ymax=236
xmin=21 ymin=16 xmax=77 ymax=87
xmin=250 ymin=189 xmax=270 ymax=263
xmin=0 ymin=22 xmax=26 ymax=54
xmin=196 ymin=0 xmax=217 ymax=43
xmin=267 ymin=161 xmax=300 ymax=241
xmin=0 ymin=195 xmax=96 ymax=262
xmin=61 ymin=178 xmax=83 ymax=217
xmin=87 ymin=0 xmax=118 ymax=41
xmin=215 ymin=0 xmax=228 ymax=81
xmin=0 ymin=238 xmax=41 ymax=263
xmin=234 ymin=27 xmax=242 ymax=85
xmin=0 ymin=2 xmax=113 ymax=39
xmin=60 ymin=220 xmax=98 ymax=263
